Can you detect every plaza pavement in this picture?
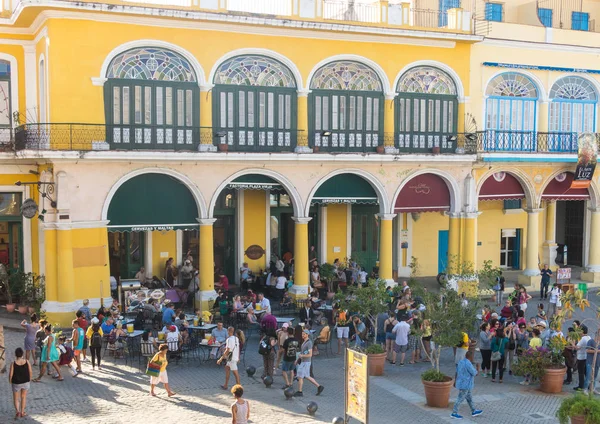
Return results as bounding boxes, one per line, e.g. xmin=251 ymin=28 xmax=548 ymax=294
xmin=0 ymin=289 xmax=597 ymax=423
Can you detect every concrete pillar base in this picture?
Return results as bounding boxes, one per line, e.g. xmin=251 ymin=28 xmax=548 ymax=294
xmin=43 ymin=297 xmax=113 ymax=327
xmin=518 ymin=274 xmax=542 ymax=290
xmin=580 ymin=271 xmax=600 ymax=284
xmin=196 ymin=290 xmax=218 ymax=312
xmin=198 ymin=144 xmax=217 ymax=152
xmin=289 ymin=284 xmax=309 ymax=300
xmin=543 ymin=243 xmax=558 ymax=268
xmin=294 ymin=146 xmax=313 ymax=154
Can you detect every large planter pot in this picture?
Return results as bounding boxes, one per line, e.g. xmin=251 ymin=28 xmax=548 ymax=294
xmin=5 ymin=303 xmax=16 ymax=313
xmin=18 ymin=305 xmax=28 ymax=314
xmin=218 ymin=143 xmax=228 ymax=152
xmin=540 ymin=366 xmax=566 ymax=394
xmin=368 ymin=353 xmax=386 ymax=376
xmin=422 ymin=377 xmax=453 ymax=408
xmin=571 ymin=415 xmax=586 ymax=424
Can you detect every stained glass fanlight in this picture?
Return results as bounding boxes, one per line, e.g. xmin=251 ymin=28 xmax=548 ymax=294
xmin=550 ymin=76 xmax=597 ymax=101
xmin=397 ymin=66 xmax=457 ymax=95
xmin=309 ymin=60 xmax=383 ymax=91
xmin=107 ymin=47 xmax=197 ymax=82
xmin=214 ymin=55 xmax=296 ymax=88
xmin=485 ymin=72 xmax=538 ymax=98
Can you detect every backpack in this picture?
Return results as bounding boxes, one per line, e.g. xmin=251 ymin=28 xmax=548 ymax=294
xmin=286 ymin=340 xmax=298 ymax=359
xmin=64 ymin=345 xmax=74 ymax=362
xmin=258 ymin=338 xmax=271 ymax=355
xmin=91 ymin=330 xmax=102 ymax=348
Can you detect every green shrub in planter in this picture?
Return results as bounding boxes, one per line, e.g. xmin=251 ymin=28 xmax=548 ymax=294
xmin=557 ymin=394 xmax=600 ymax=424
xmin=421 ymin=369 xmax=447 ymax=383
xmin=365 ymin=344 xmax=385 ymax=355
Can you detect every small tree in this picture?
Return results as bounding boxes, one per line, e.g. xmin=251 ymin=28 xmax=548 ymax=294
xmin=334 ymin=279 xmax=391 ymax=345
xmin=319 ymin=263 xmax=336 ymax=293
xmin=420 ymin=286 xmax=480 ymax=374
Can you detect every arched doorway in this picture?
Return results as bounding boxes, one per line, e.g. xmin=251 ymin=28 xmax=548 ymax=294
xmin=309 ymin=172 xmax=383 ymax=275
xmin=478 ymin=172 xmax=529 ymax=270
xmin=542 ymin=172 xmax=590 ymax=267
xmin=209 ymin=172 xmax=313 ymax=288
xmin=395 ymin=173 xmax=453 ymax=275
xmin=106 ymin=172 xmax=201 ymax=280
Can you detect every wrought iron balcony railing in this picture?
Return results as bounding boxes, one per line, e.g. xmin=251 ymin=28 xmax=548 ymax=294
xmin=12 ymin=124 xmax=597 ymax=155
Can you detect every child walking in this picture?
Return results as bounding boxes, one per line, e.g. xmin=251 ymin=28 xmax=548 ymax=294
xmin=231 ymin=384 xmax=250 ymax=424
xmin=57 ymin=336 xmax=78 ymax=377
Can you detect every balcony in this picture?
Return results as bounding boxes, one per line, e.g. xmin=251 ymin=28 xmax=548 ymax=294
xmin=5 ymin=0 xmax=475 ymax=35
xmin=13 ymin=123 xmax=595 ymax=155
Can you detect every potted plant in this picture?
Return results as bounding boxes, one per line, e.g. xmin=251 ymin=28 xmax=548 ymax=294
xmin=319 ymin=262 xmax=336 ymax=297
xmin=431 ymin=146 xmax=441 ymax=154
xmin=0 ymin=264 xmax=16 ymax=312
xmin=557 ymin=394 xmax=600 ymax=424
xmin=376 ymin=145 xmax=385 ymax=154
xmin=22 ymin=272 xmax=45 ymax=314
xmin=335 ymin=279 xmax=391 ymax=376
xmin=218 ymin=142 xmax=228 ymax=152
xmin=512 ymin=344 xmax=565 ymax=393
xmin=419 ymin=286 xmax=480 ymax=408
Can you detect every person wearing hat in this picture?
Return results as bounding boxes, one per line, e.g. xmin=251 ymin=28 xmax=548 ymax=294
xmin=293 ymin=330 xmax=324 ymax=397
xmin=149 ymin=344 xmax=176 ymax=397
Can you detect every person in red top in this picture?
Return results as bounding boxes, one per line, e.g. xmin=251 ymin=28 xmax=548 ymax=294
xmin=216 ymin=270 xmax=229 ymax=292
xmin=500 ymin=300 xmax=514 ymax=324
xmin=75 ymin=311 xmax=89 ymax=361
xmin=260 ymin=312 xmax=278 ymax=338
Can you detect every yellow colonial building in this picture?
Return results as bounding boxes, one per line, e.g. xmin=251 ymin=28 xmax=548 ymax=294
xmin=0 ymin=0 xmax=599 ymax=324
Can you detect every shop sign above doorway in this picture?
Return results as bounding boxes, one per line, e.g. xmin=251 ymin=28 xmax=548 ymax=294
xmin=21 ymin=198 xmax=38 ymax=219
xmin=395 ymin=173 xmax=451 ymax=213
xmin=311 ymin=174 xmax=378 ymax=205
xmin=227 ymin=175 xmax=285 ymax=192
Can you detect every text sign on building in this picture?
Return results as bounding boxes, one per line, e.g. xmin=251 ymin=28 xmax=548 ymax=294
xmin=345 ymin=348 xmax=369 ymax=424
xmin=571 ymin=133 xmax=597 ymax=189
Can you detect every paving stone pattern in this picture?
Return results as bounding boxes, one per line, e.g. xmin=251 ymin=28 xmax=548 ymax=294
xmin=2 ymin=291 xmax=598 ymax=423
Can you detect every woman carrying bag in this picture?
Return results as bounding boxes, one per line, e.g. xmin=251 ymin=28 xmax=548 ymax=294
xmin=490 ymin=328 xmax=509 ymax=383
xmin=147 ymin=344 xmax=176 ymax=397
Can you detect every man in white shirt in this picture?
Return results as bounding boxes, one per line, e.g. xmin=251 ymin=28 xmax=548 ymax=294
xmin=401 ymin=280 xmax=410 ymax=293
xmin=392 ymin=316 xmax=410 ymax=366
xmin=575 ymin=325 xmax=592 ymax=391
xmin=257 ymin=293 xmax=271 ymax=313
xmin=217 ymin=326 xmax=240 ymax=390
xmin=358 ymin=268 xmax=368 ymax=286
xmin=548 ymin=283 xmax=562 ymax=318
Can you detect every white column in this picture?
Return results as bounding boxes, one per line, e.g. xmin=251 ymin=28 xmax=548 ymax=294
xmin=23 ymin=45 xmax=37 ymax=121
xmin=319 ymin=205 xmax=327 ymax=264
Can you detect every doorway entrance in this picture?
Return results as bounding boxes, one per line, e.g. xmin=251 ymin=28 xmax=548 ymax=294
xmin=500 ymin=228 xmax=521 ymax=269
xmin=352 ymin=205 xmax=379 ymax=274
xmin=556 ymin=201 xmax=585 ymax=266
xmin=0 ymin=192 xmax=24 ymax=272
xmin=109 ymin=231 xmax=145 ymax=280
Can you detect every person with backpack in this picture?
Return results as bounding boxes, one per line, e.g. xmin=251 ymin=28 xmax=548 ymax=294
xmin=281 ymin=326 xmax=298 ymax=390
xmin=275 ymin=323 xmax=290 ymax=371
xmin=10 ymin=347 xmax=32 ymax=418
xmin=259 ymin=335 xmax=276 ymax=380
xmin=57 ymin=336 xmax=78 ymax=377
xmin=87 ymin=320 xmax=104 ymax=371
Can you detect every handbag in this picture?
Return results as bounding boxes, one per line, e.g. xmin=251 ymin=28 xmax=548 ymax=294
xmin=491 ymin=351 xmax=501 ymax=362
xmin=146 ymin=360 xmax=162 ymax=377
xmin=492 ymin=284 xmax=501 ymax=291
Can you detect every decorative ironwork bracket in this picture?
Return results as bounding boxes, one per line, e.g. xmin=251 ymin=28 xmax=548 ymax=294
xmin=15 ymin=181 xmax=57 ymax=208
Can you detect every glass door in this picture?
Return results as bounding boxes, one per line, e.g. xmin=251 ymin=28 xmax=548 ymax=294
xmin=500 ymin=229 xmax=517 ymax=269
xmin=351 ymin=206 xmax=379 ymax=274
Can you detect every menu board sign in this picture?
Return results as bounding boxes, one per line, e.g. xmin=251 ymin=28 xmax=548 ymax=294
xmin=345 ymin=349 xmax=369 ymax=423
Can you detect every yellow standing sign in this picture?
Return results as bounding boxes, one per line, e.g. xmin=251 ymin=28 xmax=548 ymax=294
xmin=345 ymin=348 xmax=369 ymax=423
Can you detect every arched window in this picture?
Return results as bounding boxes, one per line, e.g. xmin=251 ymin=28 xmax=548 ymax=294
xmin=213 ymin=55 xmax=297 ymax=152
xmin=395 ymin=66 xmax=458 ymax=153
xmin=485 ymin=72 xmax=538 ymax=151
xmin=548 ymin=76 xmax=597 ymax=152
xmin=0 ymin=60 xmax=11 ymax=128
xmin=104 ymin=47 xmax=198 ymax=149
xmin=309 ymin=60 xmax=383 ymax=152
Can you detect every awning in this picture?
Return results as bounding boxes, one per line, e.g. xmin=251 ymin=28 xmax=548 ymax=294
xmin=395 ymin=174 xmax=450 ymax=213
xmin=107 ymin=173 xmax=199 ymax=232
xmin=479 ymin=172 xmax=525 ymax=201
xmin=227 ymin=175 xmax=285 ymax=192
xmin=311 ymin=174 xmax=379 ymax=205
xmin=542 ymin=172 xmax=590 ymax=201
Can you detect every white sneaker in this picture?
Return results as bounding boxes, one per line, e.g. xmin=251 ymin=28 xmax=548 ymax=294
xmin=584 ymin=390 xmax=589 ymax=395
xmin=593 ymin=390 xmax=600 ymax=395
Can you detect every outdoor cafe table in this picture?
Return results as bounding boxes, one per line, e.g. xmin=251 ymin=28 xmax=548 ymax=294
xmin=123 ymin=330 xmax=144 ymax=365
xmin=197 ymin=341 xmax=224 ymax=362
xmin=275 ymin=317 xmax=295 ymax=327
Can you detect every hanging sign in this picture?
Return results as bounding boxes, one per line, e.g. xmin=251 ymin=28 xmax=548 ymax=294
xmin=345 ymin=348 xmax=369 ymax=424
xmin=20 ymin=198 xmax=38 ymax=219
xmin=245 ymin=245 xmax=265 ymax=260
xmin=571 ymin=133 xmax=597 ymax=189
